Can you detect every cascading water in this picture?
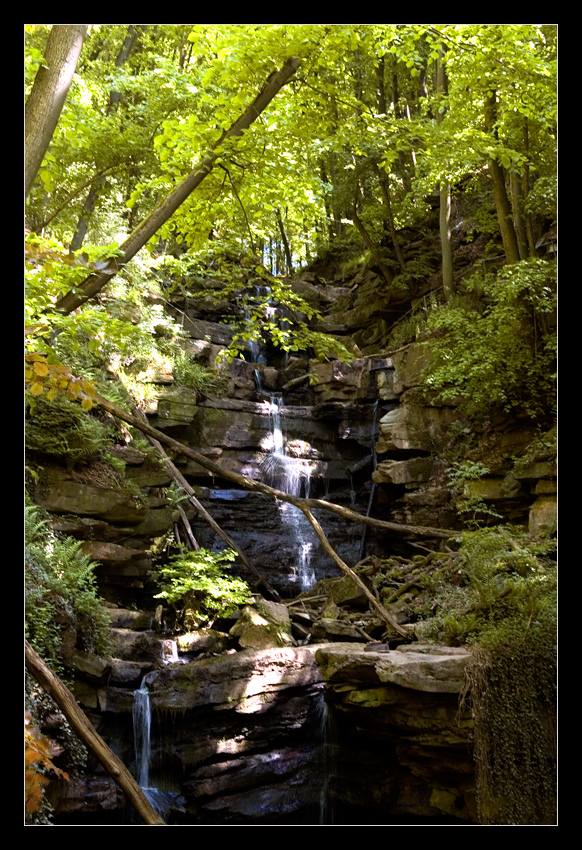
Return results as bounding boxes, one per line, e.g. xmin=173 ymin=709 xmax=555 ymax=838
xmin=132 ymin=674 xmax=185 ymax=823
xmin=262 ymin=395 xmax=316 ymax=592
xmin=133 ymin=678 xmax=152 ymax=789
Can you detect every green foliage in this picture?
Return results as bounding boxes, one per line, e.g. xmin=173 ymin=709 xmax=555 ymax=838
xmin=446 ymin=460 xmax=503 ymax=528
xmin=153 ymin=548 xmax=251 ymax=627
xmin=422 ymin=259 xmax=556 ymax=419
xmin=415 ymin=526 xmax=556 ymax=649
xmin=25 ymin=394 xmax=110 ymax=464
xmin=25 ymin=504 xmax=111 ymax=673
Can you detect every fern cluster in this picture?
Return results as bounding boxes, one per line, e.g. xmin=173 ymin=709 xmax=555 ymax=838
xmin=25 ymin=503 xmax=111 ymax=672
xmin=415 ymin=526 xmax=556 ymax=648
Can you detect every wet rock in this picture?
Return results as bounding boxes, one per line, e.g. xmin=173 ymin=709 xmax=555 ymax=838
xmin=178 ymin=629 xmax=232 ymax=656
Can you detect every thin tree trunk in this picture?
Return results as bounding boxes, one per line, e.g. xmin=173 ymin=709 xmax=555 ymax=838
xmin=25 ymin=640 xmax=166 ymax=826
xmin=69 ymin=179 xmax=104 ymax=252
xmin=25 ymin=25 xmax=88 ymax=199
xmin=436 ymin=48 xmax=454 ymax=300
xmin=522 ymin=117 xmax=538 ymax=258
xmin=485 ymin=92 xmax=521 ymax=265
xmin=54 ymin=57 xmax=301 ymax=315
xmin=301 ymin=508 xmax=408 ymax=637
xmin=509 ymin=171 xmax=529 ymax=260
xmin=69 ymin=25 xmax=143 ymax=253
xmin=372 ymin=162 xmax=406 ymax=272
xmin=276 ymin=208 xmax=293 ymax=273
xmin=352 ymin=205 xmax=393 ymax=288
xmin=36 ymin=165 xmax=117 ymax=232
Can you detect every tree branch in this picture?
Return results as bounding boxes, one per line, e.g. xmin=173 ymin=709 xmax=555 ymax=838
xmin=132 ymin=407 xmax=281 ymax=600
xmin=301 ymin=506 xmax=408 ymax=636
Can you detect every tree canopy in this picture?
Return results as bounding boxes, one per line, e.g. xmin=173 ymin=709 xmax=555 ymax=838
xmin=25 ymin=23 xmax=556 ymax=412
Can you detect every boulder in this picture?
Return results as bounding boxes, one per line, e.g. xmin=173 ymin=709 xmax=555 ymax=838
xmin=230 ymin=599 xmax=294 ymax=650
xmin=376 ymin=398 xmax=458 ymax=454
xmin=528 ymin=495 xmax=557 ymax=537
xmin=373 ymin=456 xmax=435 ymax=485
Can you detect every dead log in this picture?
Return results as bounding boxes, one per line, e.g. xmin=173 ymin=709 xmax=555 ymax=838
xmin=301 ymin=506 xmax=408 ymax=636
xmin=25 ymin=640 xmax=166 ymax=826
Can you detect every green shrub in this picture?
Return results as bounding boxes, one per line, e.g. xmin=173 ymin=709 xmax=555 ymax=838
xmin=25 ymin=394 xmax=110 ymax=464
xmin=153 ymin=548 xmax=251 ymax=628
xmin=422 ymin=258 xmax=556 ymax=419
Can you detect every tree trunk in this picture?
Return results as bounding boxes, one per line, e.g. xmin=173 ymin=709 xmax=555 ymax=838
xmin=485 ymin=92 xmax=521 ymax=265
xmin=509 ymin=171 xmax=529 ymax=260
xmin=276 ymin=208 xmax=293 ymax=273
xmin=69 ymin=179 xmax=104 ymax=252
xmin=54 ymin=56 xmax=301 ymax=315
xmin=69 ymin=25 xmax=143 ymax=252
xmin=372 ymin=161 xmax=406 ymax=272
xmin=25 ymin=641 xmax=166 ymax=825
xmin=25 ymin=25 xmax=88 ymax=199
xmin=436 ymin=48 xmax=454 ymax=300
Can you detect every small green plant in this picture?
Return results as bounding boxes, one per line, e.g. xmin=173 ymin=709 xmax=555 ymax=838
xmin=446 ymin=460 xmax=503 ymax=528
xmin=153 ymin=548 xmax=251 ymax=628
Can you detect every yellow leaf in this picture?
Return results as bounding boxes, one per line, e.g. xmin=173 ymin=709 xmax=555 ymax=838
xmin=81 ymin=398 xmax=93 ymax=410
xmin=33 ymin=362 xmax=49 ymax=376
xmin=30 ymin=383 xmax=44 ymax=396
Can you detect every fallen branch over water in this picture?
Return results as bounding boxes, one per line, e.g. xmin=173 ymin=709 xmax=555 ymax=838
xmin=132 ymin=407 xmax=281 ymax=601
xmin=96 ymin=394 xmax=458 ymax=539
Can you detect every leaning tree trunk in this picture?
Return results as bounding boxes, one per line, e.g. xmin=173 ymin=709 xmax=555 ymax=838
xmin=25 ymin=641 xmax=166 ymax=825
xmin=54 ymin=56 xmax=301 ymax=315
xmin=25 ymin=25 xmax=88 ymax=199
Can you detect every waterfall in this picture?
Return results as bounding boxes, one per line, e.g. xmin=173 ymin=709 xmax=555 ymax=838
xmin=262 ymin=395 xmax=316 ymax=592
xmin=133 ymin=678 xmax=152 ymax=789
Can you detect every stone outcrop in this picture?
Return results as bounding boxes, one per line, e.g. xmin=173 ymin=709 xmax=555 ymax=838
xmin=314 ymin=643 xmax=476 ymax=822
xmin=58 ymin=623 xmax=476 ymax=824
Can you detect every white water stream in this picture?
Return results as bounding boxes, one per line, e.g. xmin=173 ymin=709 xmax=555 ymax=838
xmin=133 ymin=678 xmax=152 ymax=789
xmin=262 ymin=395 xmax=317 ymax=592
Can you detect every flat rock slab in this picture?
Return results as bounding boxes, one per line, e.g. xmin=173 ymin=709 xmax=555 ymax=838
xmin=315 ymin=643 xmax=472 ymax=693
xmin=146 ymin=645 xmax=324 ymax=712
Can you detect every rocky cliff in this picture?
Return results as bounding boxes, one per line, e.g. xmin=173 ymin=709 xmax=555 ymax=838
xmin=26 ymin=249 xmax=556 ymax=825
